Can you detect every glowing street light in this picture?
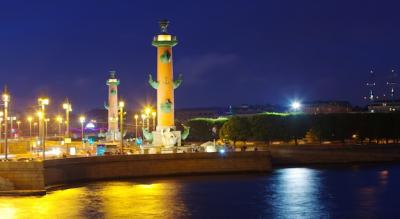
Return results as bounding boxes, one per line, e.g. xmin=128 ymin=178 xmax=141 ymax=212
xmin=145 ymin=107 xmax=151 ymax=116
xmin=62 ymin=101 xmax=72 ymax=138
xmin=2 ymin=89 xmax=10 ymax=159
xmin=134 ymin=114 xmax=138 ymax=139
xmin=291 ymin=101 xmax=302 ymax=111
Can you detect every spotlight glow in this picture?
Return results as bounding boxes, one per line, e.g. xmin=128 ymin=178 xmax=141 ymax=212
xmin=291 ymin=101 xmax=301 ymax=110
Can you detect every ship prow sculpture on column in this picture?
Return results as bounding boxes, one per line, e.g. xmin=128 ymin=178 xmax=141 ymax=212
xmin=144 ymin=20 xmax=190 ymax=148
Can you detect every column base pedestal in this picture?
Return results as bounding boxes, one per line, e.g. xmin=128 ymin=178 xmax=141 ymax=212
xmin=105 ymin=131 xmax=121 ymax=142
xmin=151 ymin=126 xmax=181 ymax=148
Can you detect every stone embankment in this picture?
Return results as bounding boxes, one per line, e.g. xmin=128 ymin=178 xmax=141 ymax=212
xmin=0 ymin=151 xmax=271 ymax=194
xmin=269 ymin=144 xmax=400 ymax=165
xmin=2 ymin=145 xmax=400 ymax=195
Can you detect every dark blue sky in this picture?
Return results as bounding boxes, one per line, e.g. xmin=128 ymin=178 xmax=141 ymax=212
xmin=1 ymin=0 xmax=399 ymax=112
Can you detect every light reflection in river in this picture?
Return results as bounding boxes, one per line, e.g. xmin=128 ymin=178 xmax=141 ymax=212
xmin=0 ymin=165 xmax=399 ymax=218
xmin=0 ymin=181 xmax=188 ymax=219
xmin=267 ymin=168 xmax=329 ymax=218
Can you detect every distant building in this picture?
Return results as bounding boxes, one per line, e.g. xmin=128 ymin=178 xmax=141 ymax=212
xmin=302 ymin=101 xmax=352 ymax=114
xmin=368 ymin=100 xmax=400 ymax=113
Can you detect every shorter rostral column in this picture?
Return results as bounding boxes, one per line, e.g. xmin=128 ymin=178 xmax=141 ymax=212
xmin=105 ymin=71 xmax=120 ymax=141
xmin=147 ymin=20 xmax=186 ymax=147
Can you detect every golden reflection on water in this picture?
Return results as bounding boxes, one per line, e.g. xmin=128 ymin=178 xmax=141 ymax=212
xmin=0 ymin=181 xmax=188 ymax=219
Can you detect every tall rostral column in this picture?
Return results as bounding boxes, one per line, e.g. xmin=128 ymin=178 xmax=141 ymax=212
xmin=106 ymin=71 xmax=120 ymax=141
xmin=148 ymin=20 xmax=184 ymax=147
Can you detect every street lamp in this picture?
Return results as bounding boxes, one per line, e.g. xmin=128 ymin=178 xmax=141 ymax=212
xmin=79 ymin=116 xmax=85 ymax=146
xmin=44 ymin=118 xmax=49 ymax=144
xmin=0 ymin=111 xmax=3 ymax=141
xmin=33 ymin=122 xmax=37 ymax=136
xmin=2 ymin=90 xmax=10 ymax=159
xmin=27 ymin=116 xmax=33 ymax=137
xmin=151 ymin=111 xmax=156 ymax=131
xmin=56 ymin=115 xmax=63 ymax=137
xmin=62 ymin=101 xmax=72 ymax=138
xmin=37 ymin=111 xmax=43 ymax=155
xmin=9 ymin=116 xmax=16 ymax=138
xmin=291 ymin=101 xmax=301 ymax=111
xmin=119 ymin=101 xmax=125 ymax=152
xmin=38 ymin=97 xmax=49 ymax=159
xmin=17 ymin=120 xmax=21 ymax=130
xmin=141 ymin=114 xmax=146 ymax=129
xmin=134 ymin=114 xmax=138 ymax=139
xmin=145 ymin=107 xmax=151 ymax=130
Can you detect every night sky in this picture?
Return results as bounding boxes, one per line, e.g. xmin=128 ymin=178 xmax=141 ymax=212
xmin=1 ymin=0 xmax=399 ymax=113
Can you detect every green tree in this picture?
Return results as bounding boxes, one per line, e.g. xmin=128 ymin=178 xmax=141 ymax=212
xmin=219 ymin=116 xmax=251 ymax=145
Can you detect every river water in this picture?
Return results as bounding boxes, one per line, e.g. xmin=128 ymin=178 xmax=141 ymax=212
xmin=0 ymin=164 xmax=399 ymax=218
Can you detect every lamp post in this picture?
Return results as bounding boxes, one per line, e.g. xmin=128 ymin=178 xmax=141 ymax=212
xmin=10 ymin=116 xmax=16 ymax=138
xmin=27 ymin=116 xmax=32 ymax=137
xmin=0 ymin=112 xmax=3 ymax=141
xmin=37 ymin=111 xmax=43 ymax=155
xmin=38 ymin=97 xmax=49 ymax=159
xmin=290 ymin=100 xmax=302 ymax=146
xmin=33 ymin=122 xmax=37 ymax=136
xmin=151 ymin=111 xmax=156 ymax=131
xmin=141 ymin=114 xmax=146 ymax=129
xmin=79 ymin=116 xmax=85 ymax=147
xmin=56 ymin=115 xmax=63 ymax=137
xmin=17 ymin=120 xmax=20 ymax=130
xmin=145 ymin=107 xmax=151 ymax=130
xmin=62 ymin=101 xmax=72 ymax=138
xmin=44 ymin=118 xmax=49 ymax=144
xmin=119 ymin=101 xmax=125 ymax=152
xmin=134 ymin=114 xmax=138 ymax=139
xmin=2 ymin=90 xmax=9 ymax=159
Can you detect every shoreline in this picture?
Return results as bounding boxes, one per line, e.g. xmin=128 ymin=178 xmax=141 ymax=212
xmin=1 ymin=145 xmax=400 ymax=196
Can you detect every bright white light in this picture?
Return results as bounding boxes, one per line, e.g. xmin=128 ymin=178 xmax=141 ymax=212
xmin=85 ymin=122 xmax=95 ymax=129
xmin=219 ymin=148 xmax=226 ymax=154
xmin=48 ymin=148 xmax=61 ymax=156
xmin=291 ymin=101 xmax=301 ymax=110
xmin=205 ymin=145 xmax=216 ymax=153
xmin=69 ymin=147 xmax=76 ymax=156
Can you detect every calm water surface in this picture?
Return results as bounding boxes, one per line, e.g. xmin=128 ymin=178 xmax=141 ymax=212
xmin=0 ymin=164 xmax=399 ymax=218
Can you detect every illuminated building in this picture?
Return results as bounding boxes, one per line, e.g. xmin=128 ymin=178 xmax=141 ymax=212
xmin=368 ymin=99 xmax=400 ymax=113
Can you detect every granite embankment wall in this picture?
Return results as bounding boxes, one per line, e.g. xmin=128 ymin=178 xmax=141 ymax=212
xmin=3 ymin=145 xmax=400 ymax=193
xmin=0 ymin=162 xmax=44 ymax=190
xmin=44 ymin=152 xmax=271 ymax=186
xmin=270 ymin=144 xmax=400 ymax=165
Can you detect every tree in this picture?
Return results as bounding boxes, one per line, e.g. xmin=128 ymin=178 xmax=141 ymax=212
xmin=219 ymin=116 xmax=251 ymax=145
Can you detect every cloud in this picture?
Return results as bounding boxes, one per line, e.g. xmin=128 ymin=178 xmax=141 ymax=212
xmin=175 ymin=53 xmax=238 ymax=85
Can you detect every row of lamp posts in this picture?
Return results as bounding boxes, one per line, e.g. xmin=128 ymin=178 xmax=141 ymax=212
xmin=0 ymin=90 xmax=157 ymax=159
xmin=0 ymin=92 xmax=74 ymax=160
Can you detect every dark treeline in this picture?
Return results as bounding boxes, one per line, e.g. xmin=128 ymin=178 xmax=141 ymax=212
xmin=186 ymin=113 xmax=400 ymax=145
